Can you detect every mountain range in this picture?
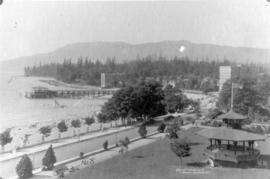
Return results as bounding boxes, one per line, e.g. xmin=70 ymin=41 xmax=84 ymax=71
xmin=1 ymin=40 xmax=270 ymax=74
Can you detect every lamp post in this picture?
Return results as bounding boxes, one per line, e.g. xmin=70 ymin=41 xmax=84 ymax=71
xmin=231 ymin=83 xmax=242 ymax=111
xmin=231 ymin=65 xmax=242 ymax=111
xmin=231 ymin=82 xmax=234 ymax=111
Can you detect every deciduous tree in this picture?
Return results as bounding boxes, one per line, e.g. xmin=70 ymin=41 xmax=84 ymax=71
xmin=57 ymin=120 xmax=68 ymax=138
xmin=0 ymin=128 xmax=12 ymax=152
xmin=39 ymin=126 xmax=51 ymax=143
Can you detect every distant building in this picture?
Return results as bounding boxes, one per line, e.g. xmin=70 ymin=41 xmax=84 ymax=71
xmin=219 ymin=66 xmax=241 ymax=91
xmin=101 ymin=73 xmax=125 ymax=88
xmin=219 ymin=66 xmax=232 ymax=91
xmin=101 ymin=73 xmax=106 ymax=88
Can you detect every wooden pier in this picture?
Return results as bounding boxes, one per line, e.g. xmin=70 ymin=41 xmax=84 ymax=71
xmin=25 ymin=87 xmax=118 ymax=99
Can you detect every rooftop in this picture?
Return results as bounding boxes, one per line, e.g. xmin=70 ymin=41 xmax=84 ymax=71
xmin=196 ymin=127 xmax=266 ymax=142
xmin=217 ymin=110 xmax=247 ymax=120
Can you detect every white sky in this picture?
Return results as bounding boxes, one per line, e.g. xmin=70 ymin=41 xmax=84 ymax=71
xmin=0 ymin=0 xmax=270 ymax=61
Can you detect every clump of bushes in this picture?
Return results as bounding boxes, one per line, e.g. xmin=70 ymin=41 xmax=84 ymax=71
xmin=80 ymin=152 xmax=84 ymax=159
xmin=71 ymin=119 xmax=81 ymax=136
xmin=267 ymin=126 xmax=270 ymax=134
xmin=170 ymin=140 xmax=191 ymax=165
xmin=138 ymin=125 xmax=147 ymax=138
xmin=167 ymin=130 xmax=178 ymax=139
xmin=84 ymin=117 xmax=95 ymax=131
xmin=201 ymin=120 xmax=211 ymax=126
xmin=164 ymin=116 xmax=175 ymax=123
xmin=103 ymin=140 xmax=108 ymax=150
xmin=71 ymin=119 xmax=81 ymax=128
xmin=54 ymin=165 xmax=68 ymax=178
xmin=207 ymin=108 xmax=223 ymax=119
xmin=16 ymin=154 xmax=33 ymax=179
xmin=157 ymin=123 xmax=166 ymax=133
xmin=42 ymin=145 xmax=56 ymax=170
xmin=39 ymin=126 xmax=51 ymax=142
xmin=185 ymin=116 xmax=195 ymax=124
xmin=39 ymin=126 xmax=51 ymax=137
xmin=119 ymin=137 xmax=130 ymax=148
xmin=57 ymin=120 xmax=68 ymax=138
xmin=166 ymin=120 xmax=180 ymax=139
xmin=0 ymin=128 xmax=13 ymax=152
xmin=57 ymin=120 xmax=68 ymax=133
xmin=254 ymin=125 xmax=265 ymax=134
xmin=124 ymin=137 xmax=130 ymax=144
xmin=212 ymin=120 xmax=222 ymax=127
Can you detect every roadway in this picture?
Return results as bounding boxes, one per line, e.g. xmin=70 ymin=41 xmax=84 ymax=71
xmin=0 ymin=126 xmax=156 ymax=179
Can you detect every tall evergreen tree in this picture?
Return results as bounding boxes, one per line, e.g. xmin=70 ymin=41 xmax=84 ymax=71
xmin=42 ymin=145 xmax=57 ymax=170
xmin=16 ymin=154 xmax=33 ymax=179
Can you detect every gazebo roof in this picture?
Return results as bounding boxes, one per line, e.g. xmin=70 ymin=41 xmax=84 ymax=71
xmin=217 ymin=110 xmax=247 ymax=120
xmin=196 ymin=127 xmax=266 ymax=141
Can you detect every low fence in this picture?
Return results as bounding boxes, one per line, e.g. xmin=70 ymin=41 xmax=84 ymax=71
xmin=3 ymin=120 xmax=123 ymax=154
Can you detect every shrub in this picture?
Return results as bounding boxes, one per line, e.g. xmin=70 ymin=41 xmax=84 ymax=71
xmin=71 ymin=119 xmax=81 ymax=136
xmin=255 ymin=125 xmax=265 ymax=134
xmin=138 ymin=125 xmax=147 ymax=138
xmin=185 ymin=116 xmax=195 ymax=123
xmin=157 ymin=123 xmax=166 ymax=133
xmin=80 ymin=152 xmax=84 ymax=159
xmin=164 ymin=116 xmax=175 ymax=122
xmin=57 ymin=120 xmax=68 ymax=133
xmin=119 ymin=138 xmax=129 ymax=148
xmin=201 ymin=120 xmax=211 ymax=126
xmin=0 ymin=128 xmax=13 ymax=151
xmin=39 ymin=126 xmax=51 ymax=137
xmin=166 ymin=121 xmax=180 ymax=139
xmin=125 ymin=137 xmax=130 ymax=144
xmin=84 ymin=117 xmax=95 ymax=132
xmin=167 ymin=120 xmax=180 ymax=132
xmin=103 ymin=140 xmax=108 ymax=150
xmin=84 ymin=117 xmax=95 ymax=126
xmin=168 ymin=130 xmax=178 ymax=139
xmin=268 ymin=126 xmax=270 ymax=134
xmin=71 ymin=119 xmax=81 ymax=128
xmin=42 ymin=145 xmax=56 ymax=170
xmin=69 ymin=166 xmax=79 ymax=173
xmin=207 ymin=108 xmax=223 ymax=119
xmin=170 ymin=140 xmax=191 ymax=165
xmin=53 ymin=165 xmax=68 ymax=178
xmin=212 ymin=121 xmax=222 ymax=127
xmin=16 ymin=154 xmax=33 ymax=179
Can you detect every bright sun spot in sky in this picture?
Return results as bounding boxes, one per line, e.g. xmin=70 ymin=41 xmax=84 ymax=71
xmin=179 ymin=46 xmax=186 ymax=53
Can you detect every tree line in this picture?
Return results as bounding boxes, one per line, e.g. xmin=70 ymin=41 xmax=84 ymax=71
xmin=24 ymin=56 xmax=261 ymax=91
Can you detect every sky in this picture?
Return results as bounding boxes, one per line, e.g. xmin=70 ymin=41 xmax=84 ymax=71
xmin=0 ymin=0 xmax=270 ymax=61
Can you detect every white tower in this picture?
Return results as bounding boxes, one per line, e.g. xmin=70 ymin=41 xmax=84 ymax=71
xmin=101 ymin=73 xmax=106 ymax=88
xmin=219 ymin=66 xmax=231 ymax=91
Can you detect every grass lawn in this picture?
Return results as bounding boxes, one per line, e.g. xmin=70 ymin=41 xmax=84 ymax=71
xmin=63 ymin=127 xmax=270 ymax=179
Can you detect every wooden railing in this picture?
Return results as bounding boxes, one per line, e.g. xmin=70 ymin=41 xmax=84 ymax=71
xmin=205 ymin=145 xmax=260 ymax=163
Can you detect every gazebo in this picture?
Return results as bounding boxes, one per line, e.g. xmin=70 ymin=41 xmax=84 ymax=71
xmin=197 ymin=127 xmax=266 ymax=166
xmin=217 ymin=110 xmax=247 ymax=129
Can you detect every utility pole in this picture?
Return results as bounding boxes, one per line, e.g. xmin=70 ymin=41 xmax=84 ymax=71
xmin=231 ymin=82 xmax=234 ymax=111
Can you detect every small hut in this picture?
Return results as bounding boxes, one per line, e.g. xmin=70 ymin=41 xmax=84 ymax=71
xmin=217 ymin=110 xmax=247 ymax=129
